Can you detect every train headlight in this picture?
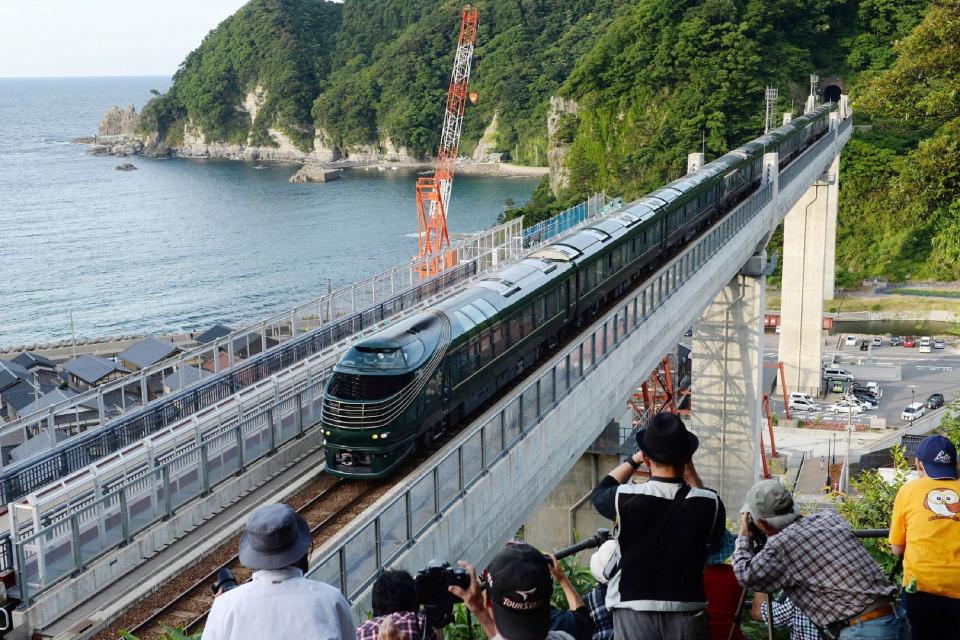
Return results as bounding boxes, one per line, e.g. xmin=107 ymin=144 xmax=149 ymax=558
xmin=380 ymin=433 xmax=388 ymax=439
xmin=324 ymin=430 xmax=331 ymax=436
xmin=371 ymin=434 xmax=379 ymax=440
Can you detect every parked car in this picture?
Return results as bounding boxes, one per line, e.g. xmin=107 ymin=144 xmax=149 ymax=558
xmin=889 ymin=336 xmax=902 ymax=346
xmin=849 ymin=388 xmax=879 ymax=404
xmin=920 ymin=343 xmax=932 ymax=353
xmin=844 ymin=335 xmax=858 ymax=346
xmin=901 ymin=402 xmax=926 ymax=421
xmin=789 ymin=398 xmax=820 ymax=412
xmin=926 ymin=393 xmax=945 ymax=410
xmin=822 ymin=367 xmax=855 ymax=381
xmin=934 ymin=338 xmax=946 ymax=349
xmin=831 ymin=379 xmax=846 ymax=394
xmin=865 ymin=381 xmax=881 ymax=395
xmin=920 ymin=336 xmax=931 ymax=346
xmin=872 ymin=336 xmax=882 ymax=347
xmin=830 ymin=400 xmax=864 ymax=415
xmin=846 ymin=393 xmax=877 ymax=409
xmin=789 ymin=392 xmax=816 ymax=404
xmin=860 ymin=340 xmax=870 ymax=351
xmin=903 ymin=336 xmax=916 ymax=348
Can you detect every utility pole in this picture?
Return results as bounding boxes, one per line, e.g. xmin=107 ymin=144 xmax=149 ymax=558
xmin=69 ymin=311 xmax=78 ymax=361
xmin=809 ymin=74 xmax=819 ymax=100
xmin=764 ymin=86 xmax=778 ymax=134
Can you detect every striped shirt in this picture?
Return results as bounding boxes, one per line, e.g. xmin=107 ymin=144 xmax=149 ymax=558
xmin=732 ymin=511 xmax=896 ymax=627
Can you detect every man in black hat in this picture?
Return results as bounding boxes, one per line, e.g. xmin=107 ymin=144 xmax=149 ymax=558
xmin=590 ymin=412 xmax=725 ymax=640
xmin=203 ymin=503 xmax=355 ymax=640
xmin=449 ymin=544 xmax=575 ymax=640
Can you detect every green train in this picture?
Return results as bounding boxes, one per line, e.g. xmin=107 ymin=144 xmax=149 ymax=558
xmin=321 ymin=103 xmax=837 ymax=478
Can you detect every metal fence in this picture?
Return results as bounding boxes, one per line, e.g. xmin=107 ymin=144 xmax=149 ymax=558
xmin=13 ymin=367 xmax=329 ymax=604
xmin=521 ymin=193 xmax=610 ymax=248
xmin=308 ymin=179 xmax=779 ymax=601
xmin=1 ymin=221 xmax=523 ymax=445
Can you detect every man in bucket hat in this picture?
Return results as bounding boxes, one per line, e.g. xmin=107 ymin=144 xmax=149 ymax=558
xmin=590 ymin=413 xmax=726 ymax=640
xmin=889 ymin=434 xmax=960 ymax=639
xmin=733 ymin=480 xmax=904 ymax=640
xmin=203 ymin=503 xmax=355 ymax=640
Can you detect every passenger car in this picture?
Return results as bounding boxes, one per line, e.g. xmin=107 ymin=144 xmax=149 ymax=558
xmin=846 ymin=393 xmax=877 ymax=409
xmin=319 ymin=104 xmax=839 ymax=478
xmin=831 ymin=379 xmax=846 ymax=394
xmin=901 ymin=403 xmax=926 ymax=421
xmin=926 ymin=393 xmax=945 ymax=410
xmin=903 ymin=336 xmax=916 ymax=348
xmin=829 ymin=400 xmax=864 ymax=415
xmin=872 ymin=337 xmax=882 ymax=347
xmin=934 ymin=338 xmax=945 ymax=349
xmin=822 ymin=367 xmax=854 ymax=382
xmin=789 ymin=398 xmax=820 ymax=412
xmin=889 ymin=336 xmax=902 ymax=346
xmin=859 ymin=340 xmax=869 ymax=351
xmin=844 ymin=335 xmax=858 ymax=346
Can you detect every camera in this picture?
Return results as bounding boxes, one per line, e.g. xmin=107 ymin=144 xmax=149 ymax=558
xmin=415 ymin=560 xmax=471 ymax=628
xmin=211 ymin=568 xmax=238 ymax=595
xmin=745 ymin=514 xmax=767 ymax=551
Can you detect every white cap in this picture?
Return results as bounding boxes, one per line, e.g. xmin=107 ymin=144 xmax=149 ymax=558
xmin=589 ymin=540 xmax=617 ymax=584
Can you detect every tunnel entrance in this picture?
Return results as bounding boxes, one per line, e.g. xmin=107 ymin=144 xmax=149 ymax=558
xmin=824 ymin=84 xmax=842 ymax=103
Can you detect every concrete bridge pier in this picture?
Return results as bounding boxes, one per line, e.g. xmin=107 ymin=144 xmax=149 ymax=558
xmin=778 ymin=153 xmax=840 ymax=397
xmin=689 ymin=253 xmax=769 ymax=509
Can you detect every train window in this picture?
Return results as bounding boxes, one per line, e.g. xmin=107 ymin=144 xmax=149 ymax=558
xmin=546 ymin=288 xmax=559 ymax=318
xmin=471 ymin=338 xmax=481 ymax=368
xmin=454 ymin=310 xmax=476 ymax=331
xmin=522 ymin=304 xmax=534 ymax=334
xmin=492 ymin=323 xmax=505 ymax=354
xmin=474 ymin=298 xmax=498 ymax=318
xmin=508 ymin=313 xmax=522 ymax=343
xmin=479 ymin=331 xmax=492 ymax=365
xmin=461 ymin=304 xmax=487 ymax=326
xmin=579 ymin=269 xmax=591 ymax=293
xmin=595 ymin=258 xmax=605 ymax=282
xmin=534 ymin=296 xmax=546 ymax=325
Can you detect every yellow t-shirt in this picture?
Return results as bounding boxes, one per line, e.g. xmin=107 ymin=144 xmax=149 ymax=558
xmin=889 ymin=476 xmax=960 ymax=598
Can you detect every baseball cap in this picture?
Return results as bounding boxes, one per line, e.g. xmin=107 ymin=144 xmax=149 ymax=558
xmin=741 ymin=480 xmax=801 ymax=529
xmin=917 ymin=435 xmax=958 ymax=480
xmin=485 ymin=544 xmax=552 ymax=640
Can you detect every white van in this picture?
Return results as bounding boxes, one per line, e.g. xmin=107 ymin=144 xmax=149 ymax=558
xmin=822 ymin=367 xmax=854 ymax=381
xmin=789 ymin=392 xmax=815 ymax=404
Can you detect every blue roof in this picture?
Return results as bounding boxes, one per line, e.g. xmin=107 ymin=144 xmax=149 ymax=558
xmin=10 ymin=352 xmax=57 ymax=371
xmin=2 ymin=380 xmax=57 ymax=413
xmin=0 ymin=361 xmax=30 ymax=391
xmin=63 ymin=354 xmax=130 ymax=385
xmin=118 ymin=337 xmax=180 ymax=369
xmin=19 ymin=387 xmax=98 ymax=418
xmin=196 ymin=324 xmax=233 ymax=345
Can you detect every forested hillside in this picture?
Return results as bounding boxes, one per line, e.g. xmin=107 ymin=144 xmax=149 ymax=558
xmin=141 ymin=0 xmax=960 ymax=281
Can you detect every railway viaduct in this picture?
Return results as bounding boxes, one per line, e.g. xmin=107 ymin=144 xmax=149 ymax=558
xmin=309 ymin=96 xmax=854 ymax=615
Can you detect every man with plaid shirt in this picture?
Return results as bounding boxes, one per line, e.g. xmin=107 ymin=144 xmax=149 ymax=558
xmin=356 ymin=571 xmax=441 ymax=640
xmin=752 ymin=593 xmax=821 ymax=640
xmin=733 ymin=480 xmax=904 ymax=640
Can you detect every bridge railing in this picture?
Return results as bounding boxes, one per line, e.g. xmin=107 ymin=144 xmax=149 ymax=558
xmin=1 ymin=221 xmax=524 ymax=448
xmin=307 ymin=182 xmax=775 ymax=601
xmin=522 ymin=193 xmax=610 ymax=248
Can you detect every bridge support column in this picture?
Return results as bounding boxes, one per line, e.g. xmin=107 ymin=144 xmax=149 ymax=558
xmin=778 ymin=156 xmax=839 ymax=397
xmin=689 ymin=257 xmax=768 ymax=509
xmin=523 ymin=451 xmax=618 ymax=556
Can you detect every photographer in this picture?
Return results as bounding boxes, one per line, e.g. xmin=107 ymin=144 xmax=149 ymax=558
xmin=449 ymin=543 xmax=575 ymax=640
xmin=732 ymin=480 xmax=904 ymax=640
xmin=547 ymin=553 xmax=594 ymax=640
xmin=202 ymin=503 xmax=355 ymax=640
xmin=357 ymin=570 xmax=441 ymax=640
xmin=590 ymin=413 xmax=725 ymax=640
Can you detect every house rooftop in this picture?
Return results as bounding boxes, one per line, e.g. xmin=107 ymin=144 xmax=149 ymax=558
xmin=196 ymin=324 xmax=234 ymax=345
xmin=162 ymin=366 xmax=210 ymax=392
xmin=0 ymin=360 xmax=30 ymax=391
xmin=10 ymin=351 xmax=57 ymax=371
xmin=62 ymin=354 xmax=131 ymax=385
xmin=19 ymin=387 xmax=99 ymax=418
xmin=118 ymin=337 xmax=180 ymax=369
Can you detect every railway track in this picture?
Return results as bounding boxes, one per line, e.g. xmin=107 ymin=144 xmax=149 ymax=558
xmin=108 ymin=476 xmax=382 ymax=640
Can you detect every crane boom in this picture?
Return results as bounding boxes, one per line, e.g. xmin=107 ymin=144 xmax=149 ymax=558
xmin=416 ymin=5 xmax=479 ymax=274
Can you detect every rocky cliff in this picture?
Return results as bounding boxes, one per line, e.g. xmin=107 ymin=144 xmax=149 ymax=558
xmin=99 ymin=105 xmax=140 ymax=137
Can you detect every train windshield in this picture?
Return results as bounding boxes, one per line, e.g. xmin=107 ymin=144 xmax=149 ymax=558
xmin=342 ymin=340 xmax=425 ymax=370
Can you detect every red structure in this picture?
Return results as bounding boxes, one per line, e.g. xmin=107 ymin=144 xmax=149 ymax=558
xmin=416 ymin=6 xmax=479 ymax=274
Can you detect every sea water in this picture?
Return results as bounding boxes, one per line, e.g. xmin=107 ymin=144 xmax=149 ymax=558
xmin=0 ymin=77 xmax=537 ymax=346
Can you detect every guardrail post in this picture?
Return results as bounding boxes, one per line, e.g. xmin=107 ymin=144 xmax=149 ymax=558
xmin=235 ymin=425 xmax=245 ymax=473
xmin=16 ymin=543 xmax=29 ymax=608
xmin=432 ymin=467 xmax=440 ymax=518
xmin=267 ymin=408 xmax=276 ymax=454
xmin=457 ymin=446 xmax=464 ymax=495
xmin=295 ymin=392 xmax=304 ymax=436
xmin=70 ymin=514 xmax=83 ymax=575
xmin=404 ymin=491 xmax=413 ymax=541
xmin=119 ymin=489 xmax=131 ymax=544
xmin=374 ymin=516 xmax=382 ymax=571
xmin=162 ymin=465 xmax=173 ymax=519
xmin=338 ymin=548 xmax=348 ymax=597
xmin=200 ymin=443 xmax=210 ymax=495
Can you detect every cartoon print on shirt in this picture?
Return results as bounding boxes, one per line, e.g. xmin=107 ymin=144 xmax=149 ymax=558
xmin=923 ymin=488 xmax=960 ymax=520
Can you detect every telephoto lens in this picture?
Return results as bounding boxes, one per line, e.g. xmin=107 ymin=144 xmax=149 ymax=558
xmin=212 ymin=568 xmax=239 ymax=595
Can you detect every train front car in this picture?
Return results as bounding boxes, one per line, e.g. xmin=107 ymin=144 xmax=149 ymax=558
xmin=321 ymin=311 xmax=450 ymax=478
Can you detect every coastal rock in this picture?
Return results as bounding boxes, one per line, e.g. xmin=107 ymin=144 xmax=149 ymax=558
xmin=99 ymin=105 xmax=140 ymax=137
xmin=472 ymin=113 xmax=501 ymax=162
xmin=116 ymin=163 xmax=137 ymax=171
xmin=547 ymin=96 xmax=579 ymax=194
xmin=289 ymin=164 xmax=341 ymax=183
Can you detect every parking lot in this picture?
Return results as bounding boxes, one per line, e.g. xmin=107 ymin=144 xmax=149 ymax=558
xmin=766 ymin=332 xmax=960 ymax=429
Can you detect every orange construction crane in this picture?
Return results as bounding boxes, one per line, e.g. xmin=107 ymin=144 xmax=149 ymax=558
xmin=416 ymin=5 xmax=479 ymax=275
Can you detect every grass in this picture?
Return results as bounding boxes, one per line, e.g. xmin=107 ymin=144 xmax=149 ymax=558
xmin=766 ymin=294 xmax=960 ymax=315
xmin=890 ymin=288 xmax=960 ymax=299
